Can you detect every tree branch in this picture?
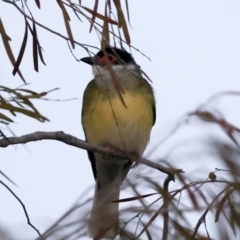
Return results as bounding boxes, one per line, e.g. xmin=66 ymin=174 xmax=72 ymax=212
xmin=0 ymin=131 xmax=182 ymax=177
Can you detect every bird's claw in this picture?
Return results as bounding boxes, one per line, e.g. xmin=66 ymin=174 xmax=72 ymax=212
xmin=104 ymin=145 xmax=115 ymax=159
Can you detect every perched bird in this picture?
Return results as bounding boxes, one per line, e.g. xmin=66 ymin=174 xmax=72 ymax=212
xmin=81 ymin=47 xmax=156 ymax=239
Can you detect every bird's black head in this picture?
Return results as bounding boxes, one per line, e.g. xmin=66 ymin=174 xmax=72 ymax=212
xmin=80 ymin=47 xmax=135 ymax=66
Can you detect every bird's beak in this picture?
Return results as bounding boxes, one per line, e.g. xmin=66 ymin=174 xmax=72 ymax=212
xmin=80 ymin=57 xmax=94 ymax=65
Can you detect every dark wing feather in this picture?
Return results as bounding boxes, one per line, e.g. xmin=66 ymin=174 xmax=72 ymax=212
xmin=152 ymin=103 xmax=156 ymax=126
xmin=140 ymin=77 xmax=156 ymax=126
xmin=87 ymin=150 xmax=97 ymax=180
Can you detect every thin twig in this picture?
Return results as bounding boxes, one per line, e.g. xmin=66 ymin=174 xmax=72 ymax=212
xmin=191 ymin=186 xmax=229 ymax=238
xmin=203 ymin=217 xmax=211 ymax=240
xmin=0 ymin=180 xmax=41 ymax=237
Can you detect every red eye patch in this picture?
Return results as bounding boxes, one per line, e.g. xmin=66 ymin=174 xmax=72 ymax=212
xmin=96 ymin=54 xmax=118 ymax=65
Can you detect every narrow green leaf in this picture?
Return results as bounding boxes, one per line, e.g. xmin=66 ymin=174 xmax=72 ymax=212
xmin=0 ymin=113 xmax=13 ymax=122
xmin=101 ymin=4 xmax=110 ymax=50
xmin=0 ymin=102 xmax=49 ymax=122
xmin=215 ymin=194 xmax=228 ymax=222
xmin=32 ymin=23 xmax=39 ymax=72
xmin=13 ymin=19 xmax=28 ymax=76
xmin=0 ymin=18 xmax=25 ymax=82
xmin=113 ymin=0 xmax=130 ymax=44
xmin=57 ymin=0 xmax=75 ymax=49
xmin=106 ymin=59 xmax=126 ymax=107
xmin=81 ymin=6 xmax=118 ymax=25
xmin=125 ymin=0 xmax=130 ymax=23
xmin=35 ymin=0 xmax=41 ymax=9
xmin=89 ymin=0 xmax=99 ymax=33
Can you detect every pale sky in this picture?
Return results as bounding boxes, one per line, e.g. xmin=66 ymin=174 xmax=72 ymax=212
xmin=0 ymin=1 xmax=240 ymax=239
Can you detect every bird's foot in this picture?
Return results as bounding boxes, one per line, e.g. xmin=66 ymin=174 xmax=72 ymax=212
xmin=103 ymin=144 xmax=115 ymax=160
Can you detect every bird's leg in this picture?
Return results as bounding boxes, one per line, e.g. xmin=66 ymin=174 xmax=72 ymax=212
xmin=103 ymin=144 xmax=116 ymax=160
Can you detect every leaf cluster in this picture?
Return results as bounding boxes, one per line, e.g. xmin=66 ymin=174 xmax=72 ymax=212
xmin=0 ymin=85 xmax=58 ymax=137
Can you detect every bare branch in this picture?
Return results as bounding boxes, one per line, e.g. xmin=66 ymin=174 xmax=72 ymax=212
xmin=0 ymin=131 xmax=182 ymax=177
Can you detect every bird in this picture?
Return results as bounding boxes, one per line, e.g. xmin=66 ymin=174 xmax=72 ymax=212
xmin=81 ymin=46 xmax=156 ymax=239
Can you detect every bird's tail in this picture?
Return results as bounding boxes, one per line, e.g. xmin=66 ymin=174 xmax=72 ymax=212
xmin=88 ymin=180 xmax=120 ymax=239
xmin=88 ymin=159 xmax=131 ymax=239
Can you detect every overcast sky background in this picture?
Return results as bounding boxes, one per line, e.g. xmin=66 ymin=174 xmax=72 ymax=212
xmin=0 ymin=0 xmax=240 ymax=239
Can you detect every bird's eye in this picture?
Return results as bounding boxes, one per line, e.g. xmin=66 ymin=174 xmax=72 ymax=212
xmin=108 ymin=56 xmax=113 ymax=61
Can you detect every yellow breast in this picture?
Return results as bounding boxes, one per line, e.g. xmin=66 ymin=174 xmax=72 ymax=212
xmin=82 ymin=86 xmax=153 ymax=155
